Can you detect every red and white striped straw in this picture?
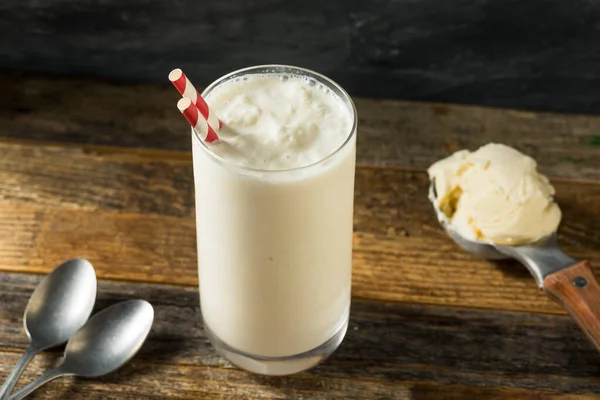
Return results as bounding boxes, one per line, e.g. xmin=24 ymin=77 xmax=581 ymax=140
xmin=169 ymin=68 xmax=222 ymax=130
xmin=177 ymin=97 xmax=219 ymax=142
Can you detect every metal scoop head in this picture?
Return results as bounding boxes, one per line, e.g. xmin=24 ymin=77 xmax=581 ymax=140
xmin=428 ymin=180 xmax=576 ymax=287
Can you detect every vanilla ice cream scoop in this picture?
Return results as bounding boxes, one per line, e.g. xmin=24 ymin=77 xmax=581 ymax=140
xmin=428 ymin=143 xmax=562 ymax=245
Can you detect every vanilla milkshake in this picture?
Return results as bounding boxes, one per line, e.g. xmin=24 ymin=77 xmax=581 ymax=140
xmin=191 ymin=66 xmax=357 ymax=375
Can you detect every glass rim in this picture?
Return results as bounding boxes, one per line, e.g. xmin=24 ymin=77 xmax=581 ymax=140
xmin=193 ymin=64 xmax=357 ymax=175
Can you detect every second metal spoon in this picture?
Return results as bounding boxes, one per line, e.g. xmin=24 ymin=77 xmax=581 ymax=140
xmin=0 ymin=259 xmax=97 ymax=399
xmin=8 ymin=299 xmax=154 ymax=400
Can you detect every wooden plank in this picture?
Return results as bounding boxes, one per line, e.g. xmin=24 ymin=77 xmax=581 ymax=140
xmin=355 ymin=99 xmax=600 ymax=179
xmin=2 ymin=77 xmax=600 ymax=179
xmin=0 ymin=142 xmax=195 ymax=217
xmin=0 ymin=354 xmax=408 ymax=400
xmin=3 ymin=0 xmax=600 ymax=114
xmin=0 ymin=143 xmax=599 ymax=312
xmin=0 ymin=207 xmax=197 ymax=284
xmin=2 ymin=273 xmax=600 ymax=396
xmin=409 ymin=383 xmax=600 ymax=400
xmin=0 ymin=357 xmax=594 ymax=400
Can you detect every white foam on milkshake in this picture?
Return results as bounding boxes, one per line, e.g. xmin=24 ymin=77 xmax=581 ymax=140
xmin=204 ymin=74 xmax=352 ymax=170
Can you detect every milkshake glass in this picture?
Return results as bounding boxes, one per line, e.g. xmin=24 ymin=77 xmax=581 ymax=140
xmin=192 ymin=65 xmax=357 ymax=375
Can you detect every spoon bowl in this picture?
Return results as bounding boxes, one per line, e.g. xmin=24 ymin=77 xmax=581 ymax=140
xmin=25 ymin=259 xmax=98 ymax=349
xmin=62 ymin=299 xmax=154 ymax=377
xmin=0 ymin=259 xmax=97 ymax=399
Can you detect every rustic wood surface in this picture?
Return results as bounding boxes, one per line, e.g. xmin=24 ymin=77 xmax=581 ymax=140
xmin=0 ymin=74 xmax=599 ymax=398
xmin=3 ymin=273 xmax=600 ymax=398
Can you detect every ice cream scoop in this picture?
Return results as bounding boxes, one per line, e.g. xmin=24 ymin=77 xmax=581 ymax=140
xmin=428 ymin=145 xmax=600 ymax=353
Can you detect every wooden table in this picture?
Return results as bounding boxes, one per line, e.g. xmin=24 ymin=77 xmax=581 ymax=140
xmin=0 ymin=73 xmax=599 ymax=399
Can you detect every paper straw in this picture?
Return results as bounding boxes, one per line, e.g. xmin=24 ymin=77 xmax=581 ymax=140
xmin=177 ymin=97 xmax=219 ymax=142
xmin=169 ymin=68 xmax=223 ymax=130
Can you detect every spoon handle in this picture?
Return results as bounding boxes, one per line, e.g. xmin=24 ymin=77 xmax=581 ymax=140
xmin=544 ymin=260 xmax=600 ymax=351
xmin=0 ymin=346 xmax=37 ymax=399
xmin=7 ymin=368 xmax=64 ymax=400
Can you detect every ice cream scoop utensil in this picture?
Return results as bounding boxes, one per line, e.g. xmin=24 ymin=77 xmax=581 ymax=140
xmin=429 ymin=181 xmax=600 ymax=352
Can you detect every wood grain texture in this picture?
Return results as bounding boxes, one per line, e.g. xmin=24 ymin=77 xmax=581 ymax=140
xmin=544 ymin=260 xmax=600 ymax=352
xmin=2 ymin=75 xmax=600 ymax=179
xmin=1 ymin=75 xmax=600 ymax=398
xmin=3 ymin=0 xmax=600 ymax=113
xmin=2 ymin=273 xmax=600 ymax=396
xmin=0 ymin=355 xmax=408 ymax=400
xmin=410 ymin=383 xmax=600 ymax=400
xmin=0 ymin=141 xmax=599 ymax=313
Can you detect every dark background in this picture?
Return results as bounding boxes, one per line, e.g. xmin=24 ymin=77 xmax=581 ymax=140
xmin=2 ymin=0 xmax=600 ymax=114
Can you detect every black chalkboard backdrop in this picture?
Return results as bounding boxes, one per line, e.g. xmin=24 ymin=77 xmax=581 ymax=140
xmin=2 ymin=0 xmax=600 ymax=113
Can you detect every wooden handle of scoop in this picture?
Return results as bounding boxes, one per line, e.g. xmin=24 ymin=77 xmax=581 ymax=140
xmin=544 ymin=260 xmax=600 ymax=351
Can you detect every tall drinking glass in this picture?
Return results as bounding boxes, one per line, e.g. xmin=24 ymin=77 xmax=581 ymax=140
xmin=192 ymin=65 xmax=357 ymax=375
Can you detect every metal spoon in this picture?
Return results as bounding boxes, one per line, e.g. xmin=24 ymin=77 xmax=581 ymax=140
xmin=428 ymin=182 xmax=600 ymax=352
xmin=0 ymin=259 xmax=97 ymax=399
xmin=8 ymin=299 xmax=154 ymax=400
